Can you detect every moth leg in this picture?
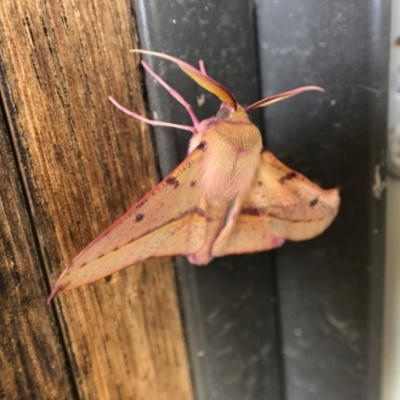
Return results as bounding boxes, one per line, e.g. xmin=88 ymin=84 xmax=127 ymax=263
xmin=187 ymin=198 xmax=225 ymax=265
xmin=108 ymin=96 xmax=194 ymax=132
xmin=141 ymin=60 xmax=200 ymax=128
xmin=210 ymin=196 xmax=243 ymax=257
xmin=198 ymin=60 xmax=207 ymax=76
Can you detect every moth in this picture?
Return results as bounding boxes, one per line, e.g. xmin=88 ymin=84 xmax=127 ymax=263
xmin=48 ymin=50 xmax=340 ymax=302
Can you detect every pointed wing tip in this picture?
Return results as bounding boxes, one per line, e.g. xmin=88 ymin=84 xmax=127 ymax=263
xmin=47 ymin=268 xmax=70 ymax=304
xmin=47 ymin=284 xmax=63 ymax=304
xmin=328 ymin=187 xmax=341 ymax=206
xmin=319 ymin=188 xmax=340 ymax=226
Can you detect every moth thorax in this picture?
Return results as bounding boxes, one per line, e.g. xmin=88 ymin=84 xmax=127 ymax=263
xmin=200 ymin=132 xmax=262 ymax=202
xmin=215 ymin=109 xmax=262 ymax=150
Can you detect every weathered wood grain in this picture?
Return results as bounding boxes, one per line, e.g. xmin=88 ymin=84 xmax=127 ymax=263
xmin=0 ymin=102 xmax=76 ymax=399
xmin=0 ymin=1 xmax=193 ymax=399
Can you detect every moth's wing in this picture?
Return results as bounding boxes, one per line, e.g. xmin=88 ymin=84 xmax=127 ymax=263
xmin=212 ymin=150 xmax=340 ymax=256
xmin=49 ymin=147 xmax=206 ymax=299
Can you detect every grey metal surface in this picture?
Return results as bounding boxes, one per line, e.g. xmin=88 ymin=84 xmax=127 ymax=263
xmin=255 ymin=0 xmax=389 ymax=399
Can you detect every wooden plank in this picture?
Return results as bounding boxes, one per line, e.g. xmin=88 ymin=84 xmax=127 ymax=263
xmin=0 ymin=103 xmax=76 ymax=399
xmin=0 ymin=1 xmax=193 ymax=399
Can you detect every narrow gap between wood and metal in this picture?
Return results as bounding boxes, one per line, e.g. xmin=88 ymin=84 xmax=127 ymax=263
xmin=0 ymin=79 xmax=81 ymax=399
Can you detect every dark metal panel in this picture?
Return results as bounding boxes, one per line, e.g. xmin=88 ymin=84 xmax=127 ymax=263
xmin=255 ymin=0 xmax=389 ymax=399
xmin=134 ymin=1 xmax=282 ymax=399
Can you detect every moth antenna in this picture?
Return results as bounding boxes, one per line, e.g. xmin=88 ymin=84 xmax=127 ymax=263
xmin=131 ymin=49 xmax=237 ymax=110
xmin=141 ymin=60 xmax=200 ymax=128
xmin=245 ymin=86 xmax=324 ymax=111
xmin=198 ymin=60 xmax=207 ymax=76
xmin=109 ymin=97 xmax=195 ymax=133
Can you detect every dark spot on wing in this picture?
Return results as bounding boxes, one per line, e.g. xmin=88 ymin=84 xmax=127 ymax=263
xmin=310 ymin=198 xmax=319 ymax=207
xmin=190 ymin=180 xmax=196 ymax=187
xmin=242 ymin=207 xmax=260 ymax=216
xmin=104 ymin=275 xmax=112 ymax=283
xmin=166 ymin=176 xmax=179 ymax=188
xmin=395 ymin=36 xmax=400 ymax=46
xmin=257 ymin=181 xmax=262 ymax=186
xmin=97 ymin=253 xmax=105 ymax=259
xmin=279 ymin=171 xmax=297 ymax=184
xmin=197 ymin=142 xmax=206 ymax=151
xmin=135 ymin=213 xmax=144 ymax=222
